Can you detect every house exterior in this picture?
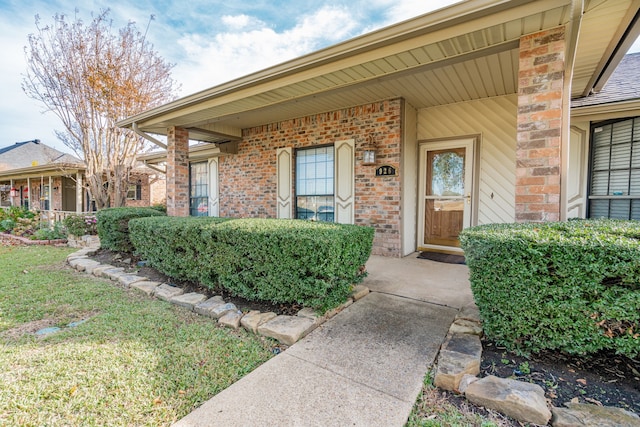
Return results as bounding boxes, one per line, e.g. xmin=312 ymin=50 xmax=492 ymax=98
xmin=118 ymin=0 xmax=640 ymax=257
xmin=0 ymin=140 xmax=166 ymax=214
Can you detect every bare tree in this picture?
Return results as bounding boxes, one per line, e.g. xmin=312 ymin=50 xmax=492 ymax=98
xmin=23 ymin=9 xmax=178 ymax=209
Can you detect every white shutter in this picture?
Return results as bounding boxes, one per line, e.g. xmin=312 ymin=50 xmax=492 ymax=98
xmin=276 ymin=147 xmax=292 ymax=218
xmin=335 ymin=139 xmax=355 ymax=224
xmin=208 ymin=158 xmax=219 ymax=217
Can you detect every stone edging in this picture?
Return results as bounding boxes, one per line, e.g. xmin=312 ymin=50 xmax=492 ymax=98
xmin=433 ymin=305 xmax=640 ymax=426
xmin=0 ymin=232 xmax=67 ymax=245
xmin=66 ymin=247 xmax=370 ymax=347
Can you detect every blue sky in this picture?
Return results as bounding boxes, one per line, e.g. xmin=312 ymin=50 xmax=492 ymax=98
xmin=1 ymin=0 xmax=639 ymax=154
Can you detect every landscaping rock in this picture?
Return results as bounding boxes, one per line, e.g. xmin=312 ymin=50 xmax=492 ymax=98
xmin=241 ymin=310 xmax=278 ymax=333
xmin=449 ymin=318 xmax=483 ymax=336
xmin=130 ymin=280 xmax=162 ymax=296
xmin=434 ymin=333 xmax=482 ymax=391
xmin=456 ymin=302 xmax=481 ymax=323
xmin=551 ymin=403 xmax=640 ymax=427
xmin=66 ymin=253 xmax=88 ymax=262
xmin=83 ymin=263 xmax=107 ymax=275
xmin=74 ymin=259 xmax=102 ymax=272
xmin=194 ymin=296 xmax=226 ymax=317
xmin=68 ymin=257 xmax=89 ymax=269
xmin=101 ymin=267 xmax=126 ymax=280
xmin=296 ymin=307 xmax=322 ymax=323
xmin=465 ymin=375 xmax=551 ymax=426
xmin=211 ymin=302 xmax=238 ymax=319
xmin=457 ymin=374 xmax=479 ymax=394
xmin=81 ymin=235 xmax=100 ymax=248
xmin=170 ymin=292 xmax=207 ymax=310
xmin=92 ymin=264 xmax=115 ymax=277
xmin=117 ymin=274 xmax=147 ymax=288
xmin=324 ymin=298 xmax=353 ymax=319
xmin=218 ymin=311 xmax=243 ymax=329
xmin=257 ymin=315 xmax=316 ymax=346
xmin=351 ymin=285 xmax=369 ymax=301
xmin=153 ymin=284 xmax=184 ymax=301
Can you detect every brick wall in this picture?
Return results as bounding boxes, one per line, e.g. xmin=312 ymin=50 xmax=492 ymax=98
xmin=516 ymin=26 xmax=565 ymax=222
xmin=124 ymin=173 xmax=151 ymax=208
xmin=219 ymin=98 xmax=403 ymax=256
xmin=167 ymin=126 xmax=190 ymax=216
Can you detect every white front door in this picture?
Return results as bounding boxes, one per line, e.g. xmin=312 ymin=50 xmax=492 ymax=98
xmin=418 ymin=139 xmax=475 ymax=253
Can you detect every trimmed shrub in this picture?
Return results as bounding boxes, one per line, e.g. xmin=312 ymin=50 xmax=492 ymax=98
xmin=96 ymin=207 xmax=165 ymax=252
xmin=130 ymin=217 xmax=374 ymax=311
xmin=460 ymin=220 xmax=640 ymax=358
xmin=63 ymin=214 xmax=98 ymax=236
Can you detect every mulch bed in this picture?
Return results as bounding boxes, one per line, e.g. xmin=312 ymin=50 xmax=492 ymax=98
xmin=480 ymin=338 xmax=640 ymax=414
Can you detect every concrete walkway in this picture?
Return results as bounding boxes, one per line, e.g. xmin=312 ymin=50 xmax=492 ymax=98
xmin=174 ymin=254 xmax=472 ymax=427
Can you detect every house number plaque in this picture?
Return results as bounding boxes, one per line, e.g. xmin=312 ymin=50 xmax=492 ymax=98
xmin=375 ymin=165 xmax=396 ymax=176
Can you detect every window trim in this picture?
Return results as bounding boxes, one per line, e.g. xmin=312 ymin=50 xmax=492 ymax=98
xmin=587 ymin=116 xmax=640 ymax=220
xmin=189 ymin=161 xmax=209 ymax=216
xmin=295 ymin=144 xmax=335 ymax=222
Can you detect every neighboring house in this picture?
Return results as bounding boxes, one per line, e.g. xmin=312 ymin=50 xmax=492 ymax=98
xmin=0 ymin=140 xmax=165 ymax=214
xmin=118 ymin=0 xmax=640 ymax=257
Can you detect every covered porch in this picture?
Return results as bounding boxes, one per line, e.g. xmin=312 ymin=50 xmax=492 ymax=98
xmin=117 ymin=0 xmax=640 ymax=257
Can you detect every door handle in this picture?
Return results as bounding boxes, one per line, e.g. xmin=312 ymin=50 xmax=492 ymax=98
xmin=466 ymin=193 xmax=471 ymax=204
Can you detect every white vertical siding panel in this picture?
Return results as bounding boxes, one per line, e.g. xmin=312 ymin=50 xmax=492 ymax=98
xmin=417 ymin=95 xmax=517 ymax=225
xmin=567 ymin=123 xmax=589 ymax=218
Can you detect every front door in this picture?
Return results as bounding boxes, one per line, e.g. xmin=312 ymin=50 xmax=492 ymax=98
xmin=418 ymin=139 xmax=474 ymax=253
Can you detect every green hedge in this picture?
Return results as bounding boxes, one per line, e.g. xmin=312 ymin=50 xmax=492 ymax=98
xmin=96 ymin=207 xmax=166 ymax=252
xmin=129 ymin=217 xmax=374 ymax=311
xmin=460 ymin=220 xmax=640 ymax=358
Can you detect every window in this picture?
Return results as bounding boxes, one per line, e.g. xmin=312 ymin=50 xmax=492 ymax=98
xmin=0 ymin=184 xmax=10 ymax=207
xmin=190 ymin=162 xmax=208 ymax=216
xmin=41 ymin=185 xmax=50 ymax=210
xmin=126 ymin=182 xmax=142 ymax=200
xmin=296 ymin=146 xmax=334 ymax=222
xmin=588 ymin=117 xmax=640 ymax=220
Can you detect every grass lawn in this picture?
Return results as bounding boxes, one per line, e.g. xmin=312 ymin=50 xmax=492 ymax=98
xmin=0 ymin=244 xmax=274 ymax=426
xmin=406 ymin=370 xmax=513 ymax=427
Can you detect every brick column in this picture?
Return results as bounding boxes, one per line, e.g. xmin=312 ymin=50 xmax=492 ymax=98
xmin=167 ymin=126 xmax=190 ymax=217
xmin=516 ymin=26 xmax=565 ymax=222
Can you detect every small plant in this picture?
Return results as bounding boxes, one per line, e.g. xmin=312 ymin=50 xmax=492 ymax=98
xmin=63 ymin=214 xmax=98 ymax=236
xmin=0 ymin=218 xmax=15 ymax=232
xmin=31 ymin=223 xmax=66 ymax=240
xmin=518 ymin=361 xmax=531 ymax=375
xmin=12 ymin=216 xmax=40 ymax=237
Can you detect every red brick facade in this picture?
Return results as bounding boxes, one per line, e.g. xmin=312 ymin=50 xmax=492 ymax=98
xmin=516 ymin=26 xmax=565 ymax=222
xmin=218 ymin=99 xmax=403 ymax=256
xmin=167 ymin=126 xmax=190 ymax=217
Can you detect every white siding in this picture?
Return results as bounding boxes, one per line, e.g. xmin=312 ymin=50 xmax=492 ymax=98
xmin=567 ymin=123 xmax=589 ymax=218
xmin=402 ymin=102 xmax=418 ymax=256
xmin=417 ymin=95 xmax=517 ymax=225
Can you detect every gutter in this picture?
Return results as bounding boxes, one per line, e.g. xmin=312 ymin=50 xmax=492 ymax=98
xmin=133 ymin=123 xmax=167 ymax=149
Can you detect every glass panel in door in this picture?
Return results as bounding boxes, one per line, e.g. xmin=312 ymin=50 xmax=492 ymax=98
xmin=424 ymin=148 xmax=466 ymax=248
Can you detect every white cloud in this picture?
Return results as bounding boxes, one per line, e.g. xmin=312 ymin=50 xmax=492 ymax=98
xmin=221 ymin=14 xmax=263 ymax=30
xmin=173 ymin=5 xmax=358 ymax=95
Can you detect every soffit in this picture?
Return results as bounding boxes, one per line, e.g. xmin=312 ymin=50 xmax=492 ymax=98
xmin=572 ymin=0 xmax=639 ymax=98
xmin=0 ymin=164 xmax=85 ymax=181
xmin=121 ymin=0 xmax=635 ymax=144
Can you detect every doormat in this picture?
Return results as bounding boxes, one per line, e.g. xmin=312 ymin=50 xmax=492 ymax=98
xmin=417 ymin=252 xmax=466 ymax=264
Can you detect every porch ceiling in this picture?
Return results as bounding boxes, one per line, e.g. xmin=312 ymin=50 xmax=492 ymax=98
xmin=118 ymin=0 xmax=637 ymax=144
